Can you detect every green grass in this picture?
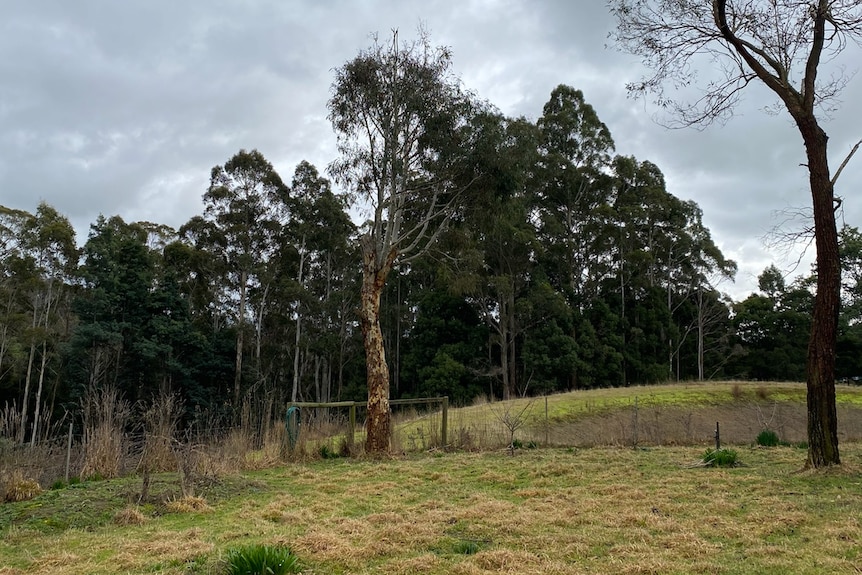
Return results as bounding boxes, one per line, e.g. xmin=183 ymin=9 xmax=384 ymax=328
xmin=2 ymin=443 xmax=862 ymax=574
xmin=387 ymin=381 xmax=862 ymax=450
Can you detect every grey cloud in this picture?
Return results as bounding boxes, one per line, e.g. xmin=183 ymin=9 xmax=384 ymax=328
xmin=0 ymin=0 xmax=859 ymax=300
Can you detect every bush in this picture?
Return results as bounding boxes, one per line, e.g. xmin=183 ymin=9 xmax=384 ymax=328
xmin=756 ymin=429 xmax=780 ymax=447
xmin=225 ymin=544 xmax=301 ymax=575
xmin=702 ymin=448 xmax=738 ymax=468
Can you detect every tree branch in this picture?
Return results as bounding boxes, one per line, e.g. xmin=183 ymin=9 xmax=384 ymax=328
xmin=832 ymin=139 xmax=862 ymax=186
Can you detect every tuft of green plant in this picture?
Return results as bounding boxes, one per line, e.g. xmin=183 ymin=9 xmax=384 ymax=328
xmin=318 ymin=444 xmax=341 ymax=459
xmin=452 ymin=540 xmax=481 ymax=555
xmin=225 ymin=544 xmax=301 ymax=575
xmin=756 ymin=429 xmax=780 ymax=447
xmin=702 ymin=448 xmax=738 ymax=468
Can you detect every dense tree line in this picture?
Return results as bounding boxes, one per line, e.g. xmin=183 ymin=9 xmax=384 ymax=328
xmin=3 ymin=84 xmax=861 ymax=443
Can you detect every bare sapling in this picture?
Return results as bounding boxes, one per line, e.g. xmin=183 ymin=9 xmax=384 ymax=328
xmin=490 ymin=399 xmax=535 ymax=455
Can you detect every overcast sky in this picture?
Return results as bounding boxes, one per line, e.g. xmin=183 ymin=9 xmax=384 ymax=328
xmin=1 ymin=0 xmax=860 ymax=300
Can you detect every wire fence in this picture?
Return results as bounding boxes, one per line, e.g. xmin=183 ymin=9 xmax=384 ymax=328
xmin=5 ymin=395 xmax=862 ymax=501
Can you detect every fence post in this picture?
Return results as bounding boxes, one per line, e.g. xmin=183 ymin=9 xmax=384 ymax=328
xmin=349 ymin=402 xmax=356 ymax=450
xmin=715 ymin=421 xmax=721 ymax=450
xmin=441 ymin=397 xmax=448 ymax=450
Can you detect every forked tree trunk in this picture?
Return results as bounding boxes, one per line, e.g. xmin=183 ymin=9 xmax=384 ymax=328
xmin=800 ymin=119 xmax=841 ymax=467
xmin=360 ymin=240 xmax=395 ymax=454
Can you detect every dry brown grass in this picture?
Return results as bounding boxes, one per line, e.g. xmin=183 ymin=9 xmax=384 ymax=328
xmin=164 ymin=495 xmax=212 ymax=513
xmin=80 ymin=386 xmax=130 ymax=480
xmin=4 ymin=445 xmax=862 ymax=573
xmin=2 ymin=473 xmax=42 ymax=503
xmin=112 ymin=506 xmax=147 ymax=526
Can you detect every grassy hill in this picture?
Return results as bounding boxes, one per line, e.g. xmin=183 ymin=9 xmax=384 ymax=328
xmin=385 ymin=381 xmax=862 ymax=452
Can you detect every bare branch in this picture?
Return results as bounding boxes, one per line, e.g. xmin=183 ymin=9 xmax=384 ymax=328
xmin=832 ymin=138 xmax=862 ymax=185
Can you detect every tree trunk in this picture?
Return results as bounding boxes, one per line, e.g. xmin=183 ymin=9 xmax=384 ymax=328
xmin=234 ymin=270 xmax=247 ymax=408
xmin=19 ymin=341 xmax=36 ymax=444
xmin=697 ymin=289 xmax=705 ymax=381
xmin=361 ymin=240 xmax=394 ymax=454
xmin=30 ymin=341 xmax=48 ymax=447
xmin=800 ymin=119 xmax=841 ymax=467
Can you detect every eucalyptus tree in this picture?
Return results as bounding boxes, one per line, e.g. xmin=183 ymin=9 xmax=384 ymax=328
xmin=280 ymin=161 xmax=357 ymax=403
xmin=4 ymin=204 xmax=78 ymax=443
xmin=607 ymin=156 xmax=735 ymax=384
xmin=536 ymin=85 xmax=616 ymax=310
xmin=443 ymin=112 xmax=543 ymax=400
xmin=0 ymin=206 xmax=31 ymax=398
xmin=328 ymin=30 xmax=477 ymax=452
xmin=183 ymin=149 xmax=288 ymax=408
xmin=609 ymin=0 xmax=862 ymax=466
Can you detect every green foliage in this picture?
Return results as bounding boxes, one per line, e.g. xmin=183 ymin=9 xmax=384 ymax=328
xmin=452 ymin=540 xmax=481 ymax=555
xmin=702 ymin=448 xmax=738 ymax=468
xmin=224 ymin=544 xmax=301 ymax=575
xmin=756 ymin=429 xmax=780 ymax=447
xmin=318 ymin=444 xmax=342 ymax=459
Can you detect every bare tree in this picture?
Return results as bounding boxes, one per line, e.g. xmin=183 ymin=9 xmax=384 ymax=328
xmin=328 ymin=30 xmax=476 ymax=453
xmin=608 ymin=0 xmax=862 ymax=468
xmin=490 ymin=399 xmax=535 ymax=456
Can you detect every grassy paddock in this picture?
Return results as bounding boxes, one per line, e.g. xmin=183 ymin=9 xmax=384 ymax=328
xmin=388 ymin=381 xmax=862 ymax=451
xmin=2 ymin=444 xmax=862 ymax=574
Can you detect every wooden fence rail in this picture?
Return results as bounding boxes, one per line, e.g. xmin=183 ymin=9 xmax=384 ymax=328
xmin=285 ymin=396 xmax=449 ymax=450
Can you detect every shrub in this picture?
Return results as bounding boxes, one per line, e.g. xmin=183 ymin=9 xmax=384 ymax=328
xmin=225 ymin=544 xmax=301 ymax=575
xmin=756 ymin=429 xmax=780 ymax=447
xmin=702 ymin=448 xmax=738 ymax=468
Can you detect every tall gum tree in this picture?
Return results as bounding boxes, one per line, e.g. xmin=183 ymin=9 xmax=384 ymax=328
xmin=184 ymin=149 xmax=287 ymax=409
xmin=328 ymin=31 xmax=476 ymax=453
xmin=608 ymin=0 xmax=862 ymax=468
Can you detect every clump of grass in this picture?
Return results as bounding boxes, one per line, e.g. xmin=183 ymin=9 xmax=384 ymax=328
xmin=702 ymin=447 xmax=739 ymax=467
xmin=165 ymin=495 xmax=212 ymax=514
xmin=3 ymin=473 xmax=43 ymax=502
xmin=113 ymin=506 xmax=147 ymax=526
xmin=225 ymin=544 xmax=301 ymax=575
xmin=453 ymin=539 xmax=482 ymax=555
xmin=756 ymin=429 xmax=780 ymax=447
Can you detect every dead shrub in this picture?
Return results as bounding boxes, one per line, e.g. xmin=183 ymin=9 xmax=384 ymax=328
xmin=80 ymin=386 xmax=130 ymax=480
xmin=756 ymin=386 xmax=771 ymax=401
xmin=138 ymin=393 xmax=184 ymax=502
xmin=731 ymin=384 xmax=743 ymax=401
xmin=140 ymin=393 xmax=183 ymax=473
